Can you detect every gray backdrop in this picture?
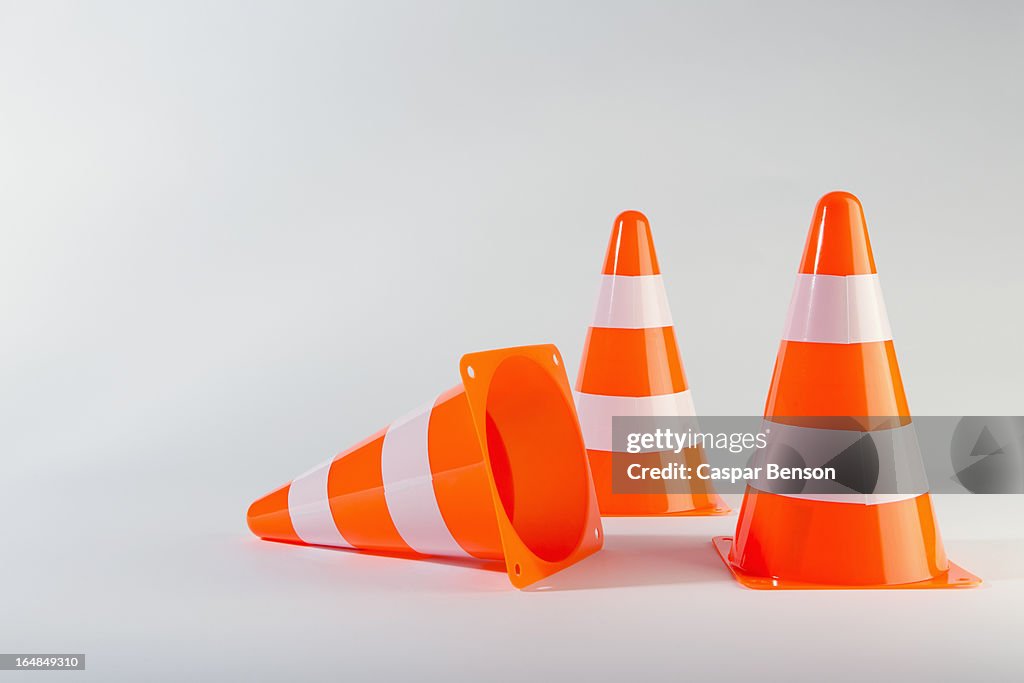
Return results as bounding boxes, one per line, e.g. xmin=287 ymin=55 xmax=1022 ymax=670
xmin=2 ymin=1 xmax=1022 ymax=681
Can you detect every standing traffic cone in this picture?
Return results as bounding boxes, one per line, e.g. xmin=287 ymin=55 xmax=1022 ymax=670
xmin=574 ymin=211 xmax=728 ymax=516
xmin=713 ymin=191 xmax=980 ymax=589
xmin=248 ymin=344 xmax=603 ymax=589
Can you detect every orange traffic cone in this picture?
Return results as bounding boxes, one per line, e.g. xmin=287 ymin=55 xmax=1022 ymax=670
xmin=714 ymin=191 xmax=981 ymax=589
xmin=574 ymin=210 xmax=729 ymax=516
xmin=248 ymin=344 xmax=603 ymax=588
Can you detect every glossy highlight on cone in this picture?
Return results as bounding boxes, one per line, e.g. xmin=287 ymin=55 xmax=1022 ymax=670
xmin=248 ymin=344 xmax=603 ymax=588
xmin=574 ymin=210 xmax=728 ymax=516
xmin=714 ymin=191 xmax=980 ymax=589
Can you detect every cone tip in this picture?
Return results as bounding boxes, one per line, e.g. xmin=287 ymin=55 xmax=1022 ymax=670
xmin=817 ymin=190 xmax=863 ymax=210
xmin=245 ymin=499 xmax=261 ymax=535
xmin=613 ymin=209 xmax=650 ymax=226
xmin=246 ymin=484 xmax=299 ymax=542
xmin=602 ymin=209 xmax=660 ymax=276
xmin=799 ymin=190 xmax=877 ymax=276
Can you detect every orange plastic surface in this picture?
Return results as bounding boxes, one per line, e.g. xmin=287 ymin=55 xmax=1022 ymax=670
xmin=576 ymin=326 xmax=688 ymax=397
xmin=713 ymin=536 xmax=981 ymax=590
xmin=798 ymin=191 xmax=877 ymax=276
xmin=246 ymin=485 xmax=301 ymax=544
xmin=461 ymin=345 xmax=604 ymax=588
xmin=601 ymin=210 xmax=660 ymax=276
xmin=247 ymin=344 xmax=603 ymax=589
xmin=577 ymin=210 xmax=728 ymax=517
xmin=725 ymin=490 xmax=972 ymax=586
xmin=326 ymin=428 xmax=413 ymax=555
xmin=764 ymin=340 xmax=910 ymax=419
xmin=719 ymin=191 xmax=980 ymax=590
xmin=428 ymin=387 xmax=505 ymax=560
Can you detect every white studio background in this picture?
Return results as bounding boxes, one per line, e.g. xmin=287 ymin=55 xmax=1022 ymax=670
xmin=1 ymin=2 xmax=1022 ymax=681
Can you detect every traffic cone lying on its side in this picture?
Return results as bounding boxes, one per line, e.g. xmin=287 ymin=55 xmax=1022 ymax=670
xmin=714 ymin=191 xmax=980 ymax=589
xmin=248 ymin=344 xmax=603 ymax=589
xmin=574 ymin=211 xmax=728 ymax=516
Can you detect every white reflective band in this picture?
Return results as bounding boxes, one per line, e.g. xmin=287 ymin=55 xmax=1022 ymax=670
xmin=758 ymin=492 xmax=923 ymax=505
xmin=381 ymin=400 xmax=470 ymax=558
xmin=592 ymin=274 xmax=673 ymax=329
xmin=750 ymin=420 xmax=927 ymax=505
xmin=288 ymin=458 xmax=355 ymax=548
xmin=574 ymin=390 xmax=695 ymax=452
xmin=783 ymin=273 xmax=892 ymax=344
xmin=862 ymin=493 xmax=926 ymax=505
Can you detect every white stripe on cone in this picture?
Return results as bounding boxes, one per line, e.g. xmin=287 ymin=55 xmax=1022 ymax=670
xmin=288 ymin=458 xmax=355 ymax=548
xmin=783 ymin=273 xmax=892 ymax=344
xmin=592 ymin=274 xmax=674 ymax=329
xmin=573 ymin=390 xmax=696 ymax=453
xmin=381 ymin=399 xmax=471 ymax=558
xmin=757 ymin=493 xmax=925 ymax=505
xmin=750 ymin=421 xmax=927 ymax=505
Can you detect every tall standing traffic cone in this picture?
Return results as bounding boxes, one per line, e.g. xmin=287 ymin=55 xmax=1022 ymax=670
xmin=248 ymin=344 xmax=604 ymax=589
xmin=714 ymin=191 xmax=980 ymax=589
xmin=574 ymin=211 xmax=728 ymax=516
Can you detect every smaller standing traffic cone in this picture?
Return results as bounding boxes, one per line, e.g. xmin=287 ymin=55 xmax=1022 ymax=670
xmin=574 ymin=211 xmax=728 ymax=516
xmin=248 ymin=344 xmax=603 ymax=589
xmin=714 ymin=191 xmax=980 ymax=589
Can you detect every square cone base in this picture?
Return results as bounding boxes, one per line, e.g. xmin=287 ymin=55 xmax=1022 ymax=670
xmin=712 ymin=537 xmax=982 ymax=590
xmin=460 ymin=345 xmax=604 ymax=589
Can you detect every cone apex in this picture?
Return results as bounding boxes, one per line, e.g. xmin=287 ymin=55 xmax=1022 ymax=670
xmin=602 ymin=210 xmax=660 ymax=276
xmin=799 ymin=190 xmax=877 ymax=276
xmin=613 ymin=209 xmax=649 ymax=225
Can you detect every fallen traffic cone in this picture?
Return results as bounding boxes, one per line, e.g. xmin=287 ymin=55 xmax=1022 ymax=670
xmin=574 ymin=210 xmax=729 ymax=516
xmin=248 ymin=344 xmax=604 ymax=589
xmin=714 ymin=191 xmax=981 ymax=589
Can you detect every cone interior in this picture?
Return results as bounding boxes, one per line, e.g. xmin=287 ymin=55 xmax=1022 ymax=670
xmin=482 ymin=355 xmax=589 ymax=563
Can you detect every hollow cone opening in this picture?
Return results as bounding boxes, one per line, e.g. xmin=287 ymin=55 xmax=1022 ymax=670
xmin=483 ymin=355 xmax=589 ymax=563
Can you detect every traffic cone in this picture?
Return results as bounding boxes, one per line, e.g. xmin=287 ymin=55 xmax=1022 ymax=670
xmin=248 ymin=344 xmax=604 ymax=589
xmin=713 ymin=191 xmax=981 ymax=589
xmin=574 ymin=210 xmax=728 ymax=516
